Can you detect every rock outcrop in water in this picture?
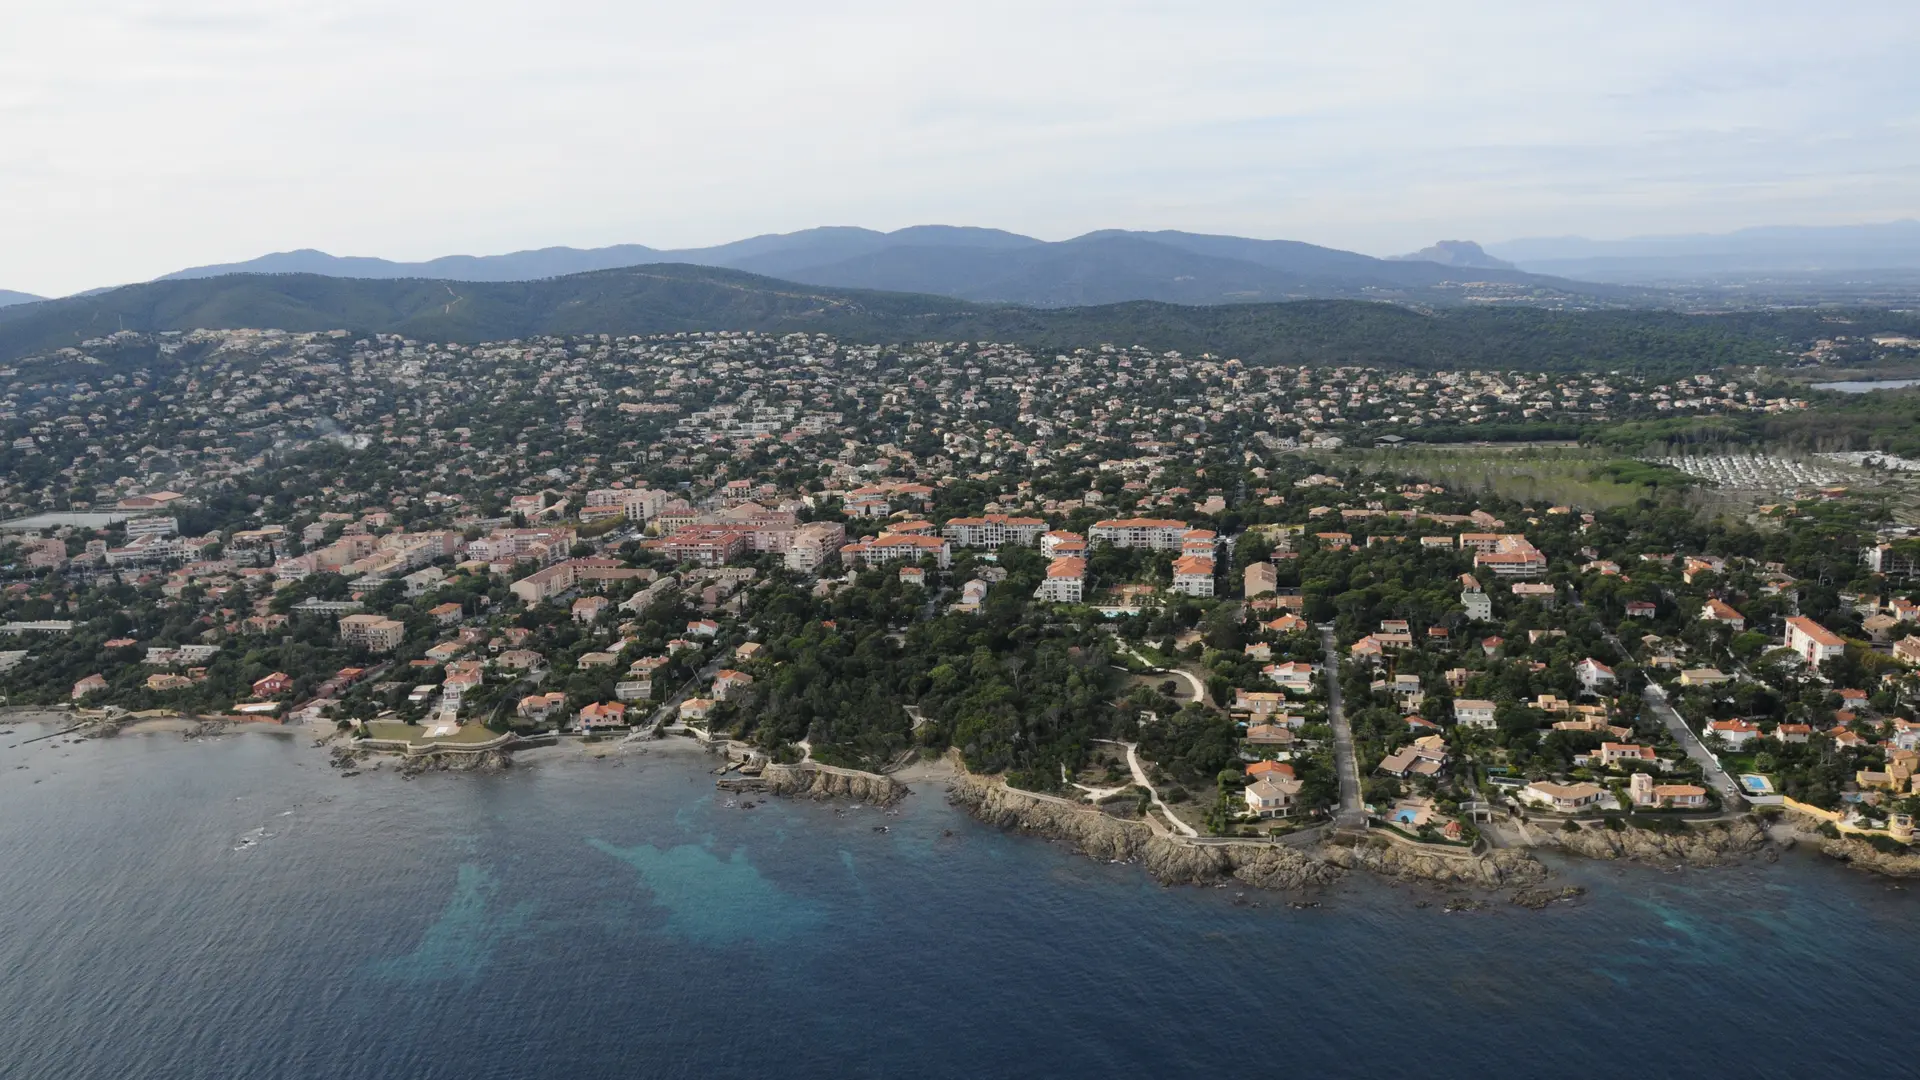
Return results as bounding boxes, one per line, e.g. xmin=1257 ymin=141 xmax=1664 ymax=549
xmin=1552 ymin=819 xmax=1771 ymax=866
xmin=764 ymin=762 xmax=909 ymax=807
xmin=1818 ymin=836 xmax=1920 ymax=877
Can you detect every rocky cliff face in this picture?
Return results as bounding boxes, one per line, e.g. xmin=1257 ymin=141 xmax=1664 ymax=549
xmin=1819 ymin=837 xmax=1920 ymax=877
xmin=764 ymin=762 xmax=909 ymax=807
xmin=1320 ymin=838 xmax=1548 ymax=888
xmin=947 ymin=774 xmax=1153 ymax=860
xmin=1553 ymin=819 xmax=1770 ymax=866
xmin=949 ymin=776 xmax=1341 ymax=889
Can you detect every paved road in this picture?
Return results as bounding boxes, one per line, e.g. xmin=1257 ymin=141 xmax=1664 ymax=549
xmin=1320 ymin=624 xmax=1365 ymax=827
xmin=1593 ymin=619 xmax=1745 ymax=808
xmin=1642 ymin=683 xmax=1746 ymax=808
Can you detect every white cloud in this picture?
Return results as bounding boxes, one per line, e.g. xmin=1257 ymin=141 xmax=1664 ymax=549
xmin=3 ymin=0 xmax=1917 ymax=294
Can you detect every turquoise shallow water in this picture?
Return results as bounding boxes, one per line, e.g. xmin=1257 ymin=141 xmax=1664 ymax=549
xmin=0 ymin=728 xmax=1912 ymax=1079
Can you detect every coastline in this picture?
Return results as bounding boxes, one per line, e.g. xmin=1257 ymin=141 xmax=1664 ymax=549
xmin=16 ymin=706 xmax=1918 ymax=889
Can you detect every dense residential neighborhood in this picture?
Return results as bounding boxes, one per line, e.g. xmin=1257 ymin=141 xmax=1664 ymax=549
xmin=0 ymin=325 xmax=1916 ymax=850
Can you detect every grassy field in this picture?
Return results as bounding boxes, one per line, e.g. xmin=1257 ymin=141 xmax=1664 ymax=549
xmin=1321 ymin=447 xmax=1666 ymax=510
xmin=362 ymin=720 xmax=502 ymax=745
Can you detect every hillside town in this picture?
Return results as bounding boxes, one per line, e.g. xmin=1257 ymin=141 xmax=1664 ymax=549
xmin=1 ymin=326 xmax=1915 ymax=853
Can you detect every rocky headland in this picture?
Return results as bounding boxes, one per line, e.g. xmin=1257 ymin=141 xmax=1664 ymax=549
xmin=763 ymin=761 xmax=910 ymax=807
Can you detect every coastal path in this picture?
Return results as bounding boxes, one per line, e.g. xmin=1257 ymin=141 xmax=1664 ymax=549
xmin=1110 ymin=634 xmax=1210 ymax=706
xmin=1093 ymin=738 xmax=1199 ymax=837
xmin=1320 ymin=624 xmax=1366 ymax=828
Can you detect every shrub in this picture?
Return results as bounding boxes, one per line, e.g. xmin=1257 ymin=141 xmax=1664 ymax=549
xmin=1603 ymin=816 xmax=1625 ymax=832
xmin=1561 ymin=819 xmax=1581 ymax=834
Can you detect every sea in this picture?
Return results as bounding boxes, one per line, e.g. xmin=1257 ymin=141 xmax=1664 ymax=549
xmin=1 ymin=727 xmax=1913 ymax=1080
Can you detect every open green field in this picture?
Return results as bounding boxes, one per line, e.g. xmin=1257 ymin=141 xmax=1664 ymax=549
xmin=361 ymin=720 xmax=503 ymax=745
xmin=1319 ymin=447 xmax=1681 ymax=511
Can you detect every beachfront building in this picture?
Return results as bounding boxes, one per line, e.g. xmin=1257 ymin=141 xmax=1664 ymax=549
xmin=1630 ymin=773 xmax=1708 ymax=808
xmin=1244 ymin=776 xmax=1304 ymax=818
xmin=1522 ymin=780 xmax=1605 ymax=813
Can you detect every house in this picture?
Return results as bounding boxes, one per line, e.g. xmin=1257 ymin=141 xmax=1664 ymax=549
xmin=1678 ymin=668 xmax=1731 ymax=687
xmin=1785 ymin=616 xmax=1846 ymax=667
xmin=1593 ymin=742 xmax=1656 ymax=768
xmin=1630 ymin=773 xmax=1708 ymax=808
xmin=1378 ymin=745 xmax=1445 ymax=779
xmin=1243 ymin=561 xmax=1277 ymax=598
xmin=1234 ymin=689 xmax=1288 ymax=717
xmin=428 ymin=602 xmax=464 ymax=627
xmin=679 ymin=697 xmax=716 ymax=722
xmin=577 ymin=701 xmax=627 ymax=730
xmin=1243 ymin=724 xmax=1297 ymax=747
xmin=1169 ymin=555 xmax=1215 ymax=597
xmin=686 ymin=619 xmax=720 ymax=638
xmin=1523 ymin=780 xmax=1605 ymax=813
xmin=1700 ymin=600 xmax=1747 ymax=632
xmin=1773 ymin=722 xmax=1813 ymax=744
xmin=1244 ymin=776 xmax=1304 ymax=818
xmin=1510 ymin=582 xmax=1557 ymax=603
xmin=614 ymin=679 xmax=652 ymax=702
xmin=251 ymin=672 xmax=293 ymax=698
xmin=1264 ymin=661 xmax=1316 ymax=693
xmin=1453 ymin=699 xmax=1497 ymax=729
xmin=1243 ymin=642 xmax=1273 ymax=662
xmin=712 ymin=669 xmax=755 ymax=701
xmin=1246 ymin=760 xmax=1296 ymax=781
xmin=1575 ymin=658 xmax=1616 ymax=695
xmin=1706 ymin=719 xmax=1760 ymax=748
xmin=734 ymin=641 xmax=764 ymax=663
xmin=572 ymin=596 xmax=610 ymax=623
xmin=1265 ymin=613 xmax=1309 ymax=635
xmin=1625 ymin=600 xmax=1658 ymax=619
xmin=1349 ymin=636 xmax=1385 ymax=663
xmin=1480 ymin=636 xmax=1503 ymax=657
xmin=72 ymin=673 xmax=107 ymax=700
xmin=1892 ymin=635 xmax=1920 ymax=666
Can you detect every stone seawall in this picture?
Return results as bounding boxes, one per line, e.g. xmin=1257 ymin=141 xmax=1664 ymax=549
xmin=763 ymin=762 xmax=909 ymax=807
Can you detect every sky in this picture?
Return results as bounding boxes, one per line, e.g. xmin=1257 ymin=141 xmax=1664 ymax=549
xmin=4 ymin=0 xmax=1918 ymax=296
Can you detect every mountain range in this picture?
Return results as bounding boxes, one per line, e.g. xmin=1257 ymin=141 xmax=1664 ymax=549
xmin=0 ymin=289 xmax=42 ymax=309
xmin=5 ymin=261 xmax=1916 ymax=377
xmin=140 ymin=227 xmax=1642 ymax=309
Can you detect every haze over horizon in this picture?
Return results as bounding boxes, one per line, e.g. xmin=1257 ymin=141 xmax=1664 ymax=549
xmin=5 ymin=1 xmax=1918 ymax=297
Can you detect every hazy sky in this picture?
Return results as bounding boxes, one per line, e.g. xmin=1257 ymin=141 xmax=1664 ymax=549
xmin=5 ymin=1 xmax=1918 ymax=295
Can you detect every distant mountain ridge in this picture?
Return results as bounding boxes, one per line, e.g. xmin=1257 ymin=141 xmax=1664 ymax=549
xmin=1488 ymin=220 xmax=1920 ymax=282
xmin=5 ymin=262 xmax=1913 ymax=377
xmin=145 ymin=226 xmax=1645 ymax=308
xmin=1391 ymin=241 xmax=1514 ymax=270
xmin=0 ymin=289 xmax=42 ymax=309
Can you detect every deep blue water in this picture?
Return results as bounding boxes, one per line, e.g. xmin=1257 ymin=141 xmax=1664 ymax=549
xmin=1 ymin=728 xmax=1914 ymax=1079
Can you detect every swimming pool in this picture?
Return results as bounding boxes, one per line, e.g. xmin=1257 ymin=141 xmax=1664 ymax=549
xmin=1740 ymin=774 xmax=1774 ymax=795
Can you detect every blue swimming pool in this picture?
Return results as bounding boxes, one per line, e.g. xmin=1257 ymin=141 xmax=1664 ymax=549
xmin=1741 ymin=774 xmax=1774 ymax=795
